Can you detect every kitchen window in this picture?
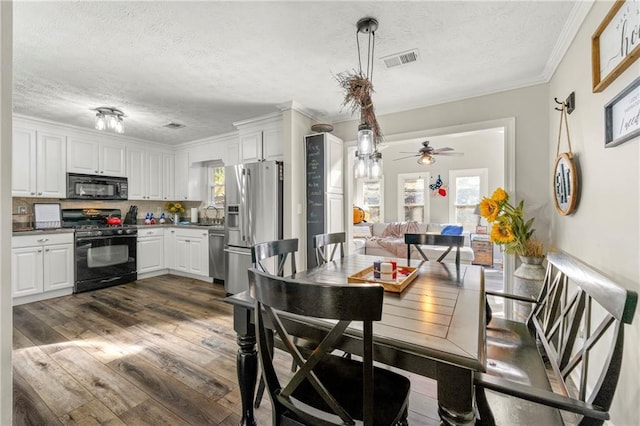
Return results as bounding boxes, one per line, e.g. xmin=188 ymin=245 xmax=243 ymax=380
xmin=208 ymin=164 xmax=225 ymax=207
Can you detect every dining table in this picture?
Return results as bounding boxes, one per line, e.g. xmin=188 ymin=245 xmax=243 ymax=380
xmin=225 ymin=254 xmax=487 ymax=425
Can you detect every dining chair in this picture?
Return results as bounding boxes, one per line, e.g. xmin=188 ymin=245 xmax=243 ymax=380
xmin=404 ymin=233 xmax=464 ymax=268
xmin=251 ymin=238 xmax=299 ymax=408
xmin=313 ymin=232 xmax=346 ymax=265
xmin=248 ymin=267 xmax=411 ymax=426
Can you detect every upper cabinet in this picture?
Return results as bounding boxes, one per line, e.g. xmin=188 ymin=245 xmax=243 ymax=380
xmin=235 ymin=113 xmax=283 ymax=163
xmin=127 ymin=147 xmax=163 ymax=200
xmin=67 ymin=137 xmax=126 ymax=177
xmin=12 ymin=125 xmax=67 ymax=198
xmin=174 ymin=151 xmax=203 ymax=201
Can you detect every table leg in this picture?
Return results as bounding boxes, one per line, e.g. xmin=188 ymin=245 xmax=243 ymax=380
xmin=437 ymin=363 xmax=475 ymax=425
xmin=234 ymin=307 xmax=258 ymax=426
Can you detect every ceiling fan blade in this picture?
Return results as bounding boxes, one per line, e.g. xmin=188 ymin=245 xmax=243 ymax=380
xmin=398 ymin=151 xmax=418 ymax=154
xmin=434 ymin=147 xmax=454 ymax=152
xmin=393 ymin=154 xmax=419 ymax=161
xmin=434 ymin=152 xmax=464 ymax=156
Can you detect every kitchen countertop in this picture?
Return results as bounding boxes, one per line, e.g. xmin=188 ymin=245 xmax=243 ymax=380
xmin=135 ymin=222 xmax=225 ymax=232
xmin=12 ymin=228 xmax=76 ymax=237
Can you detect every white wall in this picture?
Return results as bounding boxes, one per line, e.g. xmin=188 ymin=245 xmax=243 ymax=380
xmin=333 ymin=83 xmax=551 ymax=245
xmin=0 ymin=1 xmax=12 ymax=423
xmin=549 ymin=2 xmax=640 ymax=424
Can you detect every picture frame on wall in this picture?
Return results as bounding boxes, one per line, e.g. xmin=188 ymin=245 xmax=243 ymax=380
xmin=591 ymin=0 xmax=640 ymax=93
xmin=605 ymin=76 xmax=640 ymax=148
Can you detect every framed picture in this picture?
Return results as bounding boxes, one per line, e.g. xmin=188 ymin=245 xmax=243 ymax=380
xmin=592 ymin=0 xmax=640 ymax=93
xmin=605 ymin=76 xmax=640 ymax=148
xmin=475 ymin=225 xmax=487 ymax=234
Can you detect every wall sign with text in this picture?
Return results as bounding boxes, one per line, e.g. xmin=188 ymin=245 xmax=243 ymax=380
xmin=605 ymin=76 xmax=640 ymax=147
xmin=553 ymin=153 xmax=578 ymax=216
xmin=592 ymin=0 xmax=640 ymax=93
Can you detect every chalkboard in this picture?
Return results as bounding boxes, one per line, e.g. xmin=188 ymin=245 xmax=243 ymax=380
xmin=306 ymin=134 xmax=325 ymax=269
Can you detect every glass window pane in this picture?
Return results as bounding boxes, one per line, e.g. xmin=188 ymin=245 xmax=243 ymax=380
xmin=455 ymin=176 xmax=480 ymax=205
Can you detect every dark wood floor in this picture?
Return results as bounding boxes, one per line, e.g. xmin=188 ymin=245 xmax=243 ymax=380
xmin=13 ymin=275 xmax=440 ymax=425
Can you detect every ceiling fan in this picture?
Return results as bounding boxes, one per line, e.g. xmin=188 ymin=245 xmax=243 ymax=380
xmin=394 ymin=140 xmax=463 ymax=164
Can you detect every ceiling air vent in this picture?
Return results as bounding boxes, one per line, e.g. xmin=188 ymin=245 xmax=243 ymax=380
xmin=382 ymin=49 xmax=419 ymax=68
xmin=163 ymin=122 xmax=186 ymax=129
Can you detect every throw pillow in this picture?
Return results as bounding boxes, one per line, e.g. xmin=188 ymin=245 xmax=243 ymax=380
xmin=441 ymin=225 xmax=463 ymax=236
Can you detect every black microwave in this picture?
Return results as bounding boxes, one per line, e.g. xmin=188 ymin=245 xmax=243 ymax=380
xmin=67 ymin=173 xmax=128 ymax=200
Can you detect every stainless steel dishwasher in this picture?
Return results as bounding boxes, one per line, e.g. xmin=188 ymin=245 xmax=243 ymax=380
xmin=208 ymin=226 xmax=225 ymax=282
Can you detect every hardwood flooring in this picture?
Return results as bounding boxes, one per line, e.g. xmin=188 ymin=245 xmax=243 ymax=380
xmin=13 ymin=275 xmax=440 ymax=425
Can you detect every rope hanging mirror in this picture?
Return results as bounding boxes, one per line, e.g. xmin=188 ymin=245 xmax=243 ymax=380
xmin=553 ymin=102 xmax=579 ymax=215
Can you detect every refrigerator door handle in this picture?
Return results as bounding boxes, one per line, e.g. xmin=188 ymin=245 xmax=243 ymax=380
xmin=240 ymin=168 xmax=246 ymax=242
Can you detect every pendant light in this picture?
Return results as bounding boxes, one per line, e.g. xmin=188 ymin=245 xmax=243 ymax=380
xmin=354 ymin=152 xmax=368 ymax=179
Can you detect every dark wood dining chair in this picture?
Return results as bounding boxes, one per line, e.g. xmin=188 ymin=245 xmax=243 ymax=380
xmin=248 ymin=267 xmax=411 ymax=426
xmin=404 ymin=233 xmax=464 ymax=268
xmin=313 ymin=232 xmax=346 ymax=265
xmin=251 ymin=238 xmax=299 ymax=408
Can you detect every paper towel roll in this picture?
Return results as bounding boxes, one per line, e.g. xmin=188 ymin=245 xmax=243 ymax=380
xmin=190 ymin=207 xmax=198 ymax=223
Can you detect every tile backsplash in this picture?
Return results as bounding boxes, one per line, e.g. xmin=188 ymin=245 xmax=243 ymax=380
xmin=12 ymin=197 xmax=208 ymax=226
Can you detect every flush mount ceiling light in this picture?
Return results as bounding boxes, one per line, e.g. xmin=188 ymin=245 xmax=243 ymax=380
xmin=92 ymin=107 xmax=125 ymax=134
xmin=337 ymin=17 xmax=384 ymax=180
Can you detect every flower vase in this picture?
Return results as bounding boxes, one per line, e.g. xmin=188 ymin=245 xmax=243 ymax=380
xmin=513 ymin=255 xmax=545 ymax=321
xmin=174 ymin=213 xmax=180 ymax=224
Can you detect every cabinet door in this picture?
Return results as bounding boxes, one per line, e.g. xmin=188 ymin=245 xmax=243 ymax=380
xmin=147 ymin=151 xmax=163 ymax=200
xmin=12 ymin=127 xmax=37 ymax=196
xmin=164 ymin=229 xmax=176 ymax=269
xmin=326 ymin=193 xmax=344 ymax=234
xmin=326 ymin=134 xmax=343 ymax=194
xmin=67 ymin=138 xmax=100 ymax=175
xmin=127 ymin=148 xmax=146 ymax=200
xmin=224 ymin=141 xmax=239 ymax=166
xmin=43 ymin=244 xmax=74 ymax=291
xmin=173 ymin=236 xmax=190 ymax=272
xmin=162 ymin=154 xmax=175 ymax=201
xmin=239 ymin=131 xmax=262 ymax=163
xmin=12 ymin=247 xmax=43 ymax=297
xmin=188 ymin=233 xmax=209 ymax=276
xmin=100 ymin=142 xmax=126 ymax=176
xmin=137 ymin=236 xmax=164 ymax=273
xmin=262 ymin=127 xmax=283 ymax=161
xmin=175 ymin=151 xmax=189 ymax=201
xmin=37 ymin=132 xmax=67 ymax=198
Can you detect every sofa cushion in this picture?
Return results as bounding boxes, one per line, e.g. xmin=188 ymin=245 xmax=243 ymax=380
xmin=381 ymin=221 xmax=421 ymax=238
xmin=441 ymin=225 xmax=463 ymax=236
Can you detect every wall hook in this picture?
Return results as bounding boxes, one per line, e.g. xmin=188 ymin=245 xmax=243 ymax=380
xmin=554 ymin=92 xmax=575 ymax=114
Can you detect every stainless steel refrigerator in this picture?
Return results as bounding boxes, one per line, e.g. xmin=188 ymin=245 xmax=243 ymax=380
xmin=224 ymin=161 xmax=283 ymax=294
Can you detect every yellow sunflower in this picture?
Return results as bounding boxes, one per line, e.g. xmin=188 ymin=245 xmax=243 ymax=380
xmin=491 ymin=187 xmax=508 ymax=203
xmin=490 ymin=222 xmax=515 ymax=244
xmin=479 ymin=198 xmax=500 ymax=222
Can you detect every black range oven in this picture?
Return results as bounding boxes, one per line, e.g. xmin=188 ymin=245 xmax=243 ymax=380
xmin=63 ymin=208 xmax=137 ymax=293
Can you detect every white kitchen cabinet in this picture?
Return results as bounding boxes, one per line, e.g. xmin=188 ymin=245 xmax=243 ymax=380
xmin=137 ymin=228 xmax=164 ymax=274
xmin=236 ymin=114 xmax=283 ymax=163
xmin=12 ymin=126 xmax=67 ymax=198
xmin=162 ymin=153 xmax=175 ymax=200
xmin=12 ymin=233 xmax=74 ymax=303
xmin=224 ymin=140 xmax=239 ymax=166
xmin=127 ymin=147 xmax=163 ymax=200
xmin=170 ymin=228 xmax=209 ymax=277
xmin=67 ymin=137 xmax=126 ymax=177
xmin=174 ymin=151 xmax=204 ymax=201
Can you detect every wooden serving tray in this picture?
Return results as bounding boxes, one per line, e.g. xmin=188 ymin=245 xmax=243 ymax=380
xmin=347 ymin=265 xmax=418 ymax=293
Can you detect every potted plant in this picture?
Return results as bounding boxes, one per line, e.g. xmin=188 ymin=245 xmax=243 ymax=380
xmin=165 ymin=201 xmax=185 ymax=224
xmin=479 ymin=188 xmax=545 ymax=280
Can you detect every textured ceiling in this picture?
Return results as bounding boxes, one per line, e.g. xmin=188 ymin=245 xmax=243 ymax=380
xmin=12 ymin=1 xmax=584 ymax=145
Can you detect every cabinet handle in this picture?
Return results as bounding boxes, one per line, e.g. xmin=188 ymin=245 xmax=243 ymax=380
xmin=185 ymin=239 xmax=190 ymax=242
xmin=101 ymin=171 xmax=104 ymax=174
xmin=37 ymin=238 xmax=49 ymax=243
xmin=37 ymin=192 xmax=42 ymax=195
xmin=95 ymin=170 xmax=99 ymax=173
xmin=30 ymin=192 xmax=35 ymax=195
xmin=45 ymin=248 xmax=49 ymax=252
xmin=37 ymin=249 xmax=42 ymax=253
xmin=202 ymin=233 xmax=207 ymax=236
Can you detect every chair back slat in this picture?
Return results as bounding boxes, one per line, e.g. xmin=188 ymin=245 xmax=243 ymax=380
xmin=314 ymin=232 xmax=346 ymax=265
xmin=404 ymin=233 xmax=463 ymax=267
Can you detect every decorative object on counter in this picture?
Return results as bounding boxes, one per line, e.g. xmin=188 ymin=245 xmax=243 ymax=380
xmin=190 ymin=207 xmax=198 ymax=223
xmin=553 ymin=102 xmax=579 ymax=216
xmin=337 ymin=16 xmax=384 ymax=180
xmin=605 ymin=75 xmax=640 ymax=148
xmin=33 ymin=203 xmax=62 ymax=229
xmin=159 ymin=212 xmax=166 ymax=224
xmin=92 ymin=106 xmax=125 ymax=133
xmin=144 ymin=213 xmax=151 ymax=224
xmin=165 ymin=201 xmax=185 ymax=224
xmin=12 ymin=213 xmax=33 ymax=231
xmin=591 ymin=0 xmax=640 ymax=93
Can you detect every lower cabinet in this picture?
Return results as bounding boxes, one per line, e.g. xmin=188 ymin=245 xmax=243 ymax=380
xmin=137 ymin=228 xmax=165 ymax=274
xmin=12 ymin=233 xmax=74 ymax=303
xmin=164 ymin=227 xmax=209 ymax=277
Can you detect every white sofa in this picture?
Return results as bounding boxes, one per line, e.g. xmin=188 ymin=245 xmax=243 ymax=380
xmin=354 ymin=222 xmax=475 ymax=264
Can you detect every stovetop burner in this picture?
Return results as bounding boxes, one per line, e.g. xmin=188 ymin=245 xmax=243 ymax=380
xmin=62 ymin=208 xmax=138 ymax=237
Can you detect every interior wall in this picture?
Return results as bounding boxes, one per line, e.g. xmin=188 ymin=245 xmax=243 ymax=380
xmin=0 ymin=1 xmax=12 ymax=422
xmin=548 ymin=2 xmax=639 ymax=424
xmin=333 ymin=83 xmax=551 ymax=245
xmin=380 ymin=128 xmax=504 ymax=223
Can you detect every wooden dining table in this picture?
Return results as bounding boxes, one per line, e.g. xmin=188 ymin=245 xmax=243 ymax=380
xmin=225 ymin=254 xmax=487 ymax=425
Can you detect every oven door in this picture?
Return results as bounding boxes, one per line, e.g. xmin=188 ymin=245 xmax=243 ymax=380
xmin=74 ymin=234 xmax=137 ymax=293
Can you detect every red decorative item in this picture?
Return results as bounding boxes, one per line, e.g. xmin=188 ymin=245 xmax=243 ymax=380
xmin=438 ymin=188 xmax=447 ymax=197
